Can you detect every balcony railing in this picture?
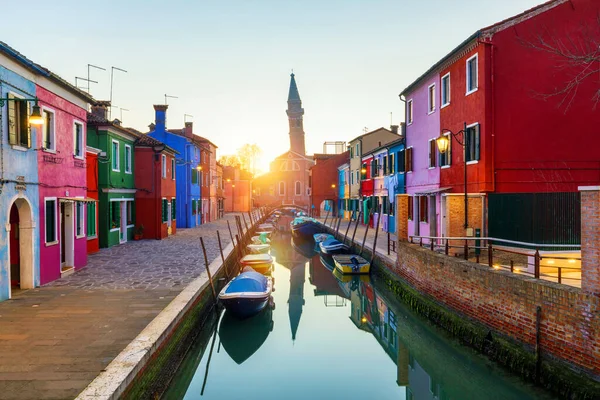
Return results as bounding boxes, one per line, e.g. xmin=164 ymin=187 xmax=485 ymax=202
xmin=409 ymin=235 xmax=581 ymax=287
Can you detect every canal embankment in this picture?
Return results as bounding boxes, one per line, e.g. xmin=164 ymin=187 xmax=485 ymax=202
xmin=319 ymin=216 xmax=600 ymax=399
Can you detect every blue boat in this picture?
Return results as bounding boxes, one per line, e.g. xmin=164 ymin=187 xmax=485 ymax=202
xmin=218 ymin=268 xmax=273 ymax=319
xmin=313 ymin=233 xmax=334 ymax=243
xmin=291 ymin=217 xmax=325 ymax=240
xmin=319 ymin=237 xmax=350 ymax=255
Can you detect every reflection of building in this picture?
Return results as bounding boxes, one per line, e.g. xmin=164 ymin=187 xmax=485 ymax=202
xmin=253 ymin=74 xmax=314 ymax=209
xmin=309 ymin=255 xmax=348 ymax=301
xmin=288 ymin=264 xmax=305 ymax=342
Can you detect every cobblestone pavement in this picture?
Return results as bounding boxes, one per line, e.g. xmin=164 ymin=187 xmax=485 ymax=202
xmin=0 ymin=213 xmax=251 ymax=400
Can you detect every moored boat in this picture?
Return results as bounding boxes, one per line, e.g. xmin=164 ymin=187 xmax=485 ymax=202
xmin=240 ymin=253 xmax=274 ymax=275
xmin=313 ymin=233 xmax=334 ymax=243
xmin=319 ymin=237 xmax=350 ymax=255
xmin=247 ymin=243 xmax=270 ymax=254
xmin=218 ymin=268 xmax=273 ymax=319
xmin=332 ymin=254 xmax=370 ymax=274
xmin=291 ymin=217 xmax=325 ymax=240
xmin=251 ymin=233 xmax=271 ymax=245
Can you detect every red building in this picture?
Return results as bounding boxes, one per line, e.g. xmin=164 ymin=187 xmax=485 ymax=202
xmin=224 ymin=166 xmax=252 ymax=212
xmin=134 ymin=135 xmax=178 ymax=240
xmin=309 ymin=151 xmax=349 ymax=217
xmin=434 ymin=0 xmax=599 ymax=243
xmin=86 ymin=147 xmax=101 ymax=254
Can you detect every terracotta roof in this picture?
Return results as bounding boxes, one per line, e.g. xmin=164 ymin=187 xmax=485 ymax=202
xmin=166 ymin=128 xmax=218 ymax=149
xmin=87 ymin=112 xmax=140 ymax=139
xmin=134 ymin=134 xmax=178 ymax=155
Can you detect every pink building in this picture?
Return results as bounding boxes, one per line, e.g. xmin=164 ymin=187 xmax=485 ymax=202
xmin=36 ymin=83 xmax=93 ymax=284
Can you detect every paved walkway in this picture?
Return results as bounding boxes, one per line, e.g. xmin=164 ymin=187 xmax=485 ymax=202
xmin=0 ymin=213 xmax=247 ymax=400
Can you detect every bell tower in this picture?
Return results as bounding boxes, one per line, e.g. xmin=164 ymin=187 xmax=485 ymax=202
xmin=286 ymin=73 xmax=306 ymax=155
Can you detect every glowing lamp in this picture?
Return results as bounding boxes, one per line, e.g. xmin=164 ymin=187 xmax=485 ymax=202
xmin=360 ymin=168 xmax=367 ymax=174
xmin=436 ymin=134 xmax=450 ymax=154
xmin=29 ymin=101 xmax=44 ymax=125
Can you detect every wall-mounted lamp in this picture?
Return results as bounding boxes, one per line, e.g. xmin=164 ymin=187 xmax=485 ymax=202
xmin=0 ymin=96 xmax=44 ymax=125
xmin=196 ymin=165 xmax=202 ymax=171
xmin=331 ymin=184 xmax=336 ymax=188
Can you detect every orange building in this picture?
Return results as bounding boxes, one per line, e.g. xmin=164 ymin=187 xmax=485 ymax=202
xmin=224 ymin=166 xmax=252 ymax=212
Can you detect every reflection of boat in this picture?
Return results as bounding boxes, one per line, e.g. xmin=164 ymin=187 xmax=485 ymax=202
xmin=319 ymin=254 xmax=336 ymax=272
xmin=313 ymin=233 xmax=334 ymax=243
xmin=332 ymin=267 xmax=367 ymax=295
xmin=247 ymin=244 xmax=270 ymax=254
xmin=240 ymin=254 xmax=274 ymax=275
xmin=218 ymin=269 xmax=273 ymax=318
xmin=251 ymin=234 xmax=271 ymax=244
xmin=333 ymin=254 xmax=370 ymax=274
xmin=319 ymin=237 xmax=350 ymax=255
xmin=291 ymin=236 xmax=317 ymax=259
xmin=310 ymin=255 xmax=350 ymax=300
xmin=219 ymin=306 xmax=274 ymax=364
xmin=258 ymin=223 xmax=275 ymax=232
xmin=291 ymin=217 xmax=325 ymax=240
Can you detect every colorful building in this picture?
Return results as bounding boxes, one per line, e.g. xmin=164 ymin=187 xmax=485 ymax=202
xmin=134 ymin=134 xmax=178 ymax=239
xmin=216 ymin=162 xmax=224 ymax=218
xmin=207 ymin=141 xmax=218 ymax=222
xmin=87 ymin=102 xmax=138 ymax=248
xmin=224 ymin=166 xmax=252 ymax=212
xmin=386 ymin=138 xmax=406 ymax=233
xmin=309 ymin=151 xmax=349 ymax=217
xmin=338 ymin=162 xmax=349 ymax=218
xmin=148 ymin=107 xmax=203 ymax=228
xmin=86 ymin=146 xmax=101 ymax=254
xmin=0 ymin=43 xmax=42 ymax=300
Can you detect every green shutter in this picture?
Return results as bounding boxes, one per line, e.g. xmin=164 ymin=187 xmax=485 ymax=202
xmin=475 ymin=124 xmax=480 ymax=161
xmin=7 ymin=94 xmax=17 ymax=145
xmin=171 ymin=198 xmax=176 ymax=219
xmin=162 ymin=199 xmax=167 ymax=222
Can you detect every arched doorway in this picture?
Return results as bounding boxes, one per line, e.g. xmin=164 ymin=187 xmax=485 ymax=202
xmin=8 ymin=198 xmax=34 ymax=297
xmin=319 ymin=199 xmax=335 ymax=218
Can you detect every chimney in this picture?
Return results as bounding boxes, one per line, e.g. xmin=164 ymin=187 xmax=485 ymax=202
xmin=148 ymin=123 xmax=156 ymax=131
xmin=390 ymin=124 xmax=399 ymax=134
xmin=154 ymin=104 xmax=168 ymax=133
xmin=91 ymin=101 xmax=110 ymax=120
xmin=184 ymin=121 xmax=193 ymax=138
xmin=112 ymin=119 xmax=121 ymax=126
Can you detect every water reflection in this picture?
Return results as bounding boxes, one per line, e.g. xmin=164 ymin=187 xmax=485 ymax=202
xmin=164 ymin=231 xmax=555 ymax=400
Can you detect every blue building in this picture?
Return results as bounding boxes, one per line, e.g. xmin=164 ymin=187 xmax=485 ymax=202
xmin=147 ymin=105 xmax=203 ymax=228
xmin=337 ymin=162 xmax=349 ymax=218
xmin=386 ymin=138 xmax=406 ymax=234
xmin=0 ymin=44 xmax=42 ymax=301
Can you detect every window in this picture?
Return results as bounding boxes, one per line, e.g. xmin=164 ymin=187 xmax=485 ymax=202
xmin=397 ymin=150 xmax=405 ymax=173
xmin=42 ymin=108 xmax=55 ymax=151
xmin=405 ymin=147 xmax=413 ymax=172
xmin=466 ymin=54 xmax=478 ymax=94
xmin=419 ymin=196 xmax=428 ymax=223
xmin=74 ymin=122 xmax=84 ymax=158
xmin=355 ymin=143 xmax=360 ymax=157
xmin=295 ymin=181 xmax=301 ymax=196
xmin=110 ymin=202 xmax=120 ymax=229
xmin=87 ymin=202 xmax=97 ymax=237
xmin=388 ymin=153 xmax=394 ymax=175
xmin=361 ymin=163 xmax=367 ymax=180
xmin=171 ymin=198 xmax=176 ymax=219
xmin=111 ymin=140 xmax=120 ymax=171
xmin=6 ymin=93 xmax=30 ymax=148
xmin=76 ymin=201 xmax=85 ymax=238
xmin=382 ymin=155 xmax=388 ymax=175
xmin=350 ymin=146 xmax=354 ymax=158
xmin=465 ymin=123 xmax=480 ymax=162
xmin=45 ymin=199 xmax=57 ymax=243
xmin=356 ymin=171 xmax=359 ymax=183
xmin=192 ymin=168 xmax=198 ymax=184
xmin=389 ymin=199 xmax=395 ymax=216
xmin=407 ymin=99 xmax=413 ymax=125
xmin=192 ymin=199 xmax=197 ymax=215
xmin=126 ymin=201 xmax=133 ymax=225
xmin=162 ymin=199 xmax=168 ymax=223
xmin=351 ymin=172 xmax=354 ymax=185
xmin=428 ymin=139 xmax=437 ymax=168
xmin=162 ymin=154 xmax=167 ymax=178
xmin=279 ymin=181 xmax=285 ymax=196
xmin=171 ymin=158 xmax=176 ymax=180
xmin=306 ymin=187 xmax=311 ymax=196
xmin=440 ymin=134 xmax=451 ymax=167
xmin=441 ymin=73 xmax=451 ymax=107
xmin=428 ymin=84 xmax=435 ymax=114
xmin=407 ymin=196 xmax=413 ymax=221
xmin=124 ymin=145 xmax=132 ymax=174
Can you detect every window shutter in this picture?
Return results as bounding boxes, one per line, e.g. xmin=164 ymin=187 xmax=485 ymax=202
xmin=7 ymin=94 xmax=17 ymax=145
xmin=475 ymin=125 xmax=480 ymax=161
xmin=25 ymin=101 xmax=31 ymax=148
xmin=171 ymin=198 xmax=176 ymax=218
xmin=398 ymin=150 xmax=405 ymax=173
xmin=162 ymin=199 xmax=167 ymax=222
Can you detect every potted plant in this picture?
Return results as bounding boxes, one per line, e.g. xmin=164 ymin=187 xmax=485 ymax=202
xmin=134 ymin=225 xmax=145 ymax=240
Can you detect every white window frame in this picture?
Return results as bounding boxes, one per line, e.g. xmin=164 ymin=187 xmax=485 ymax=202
xmin=466 ymin=53 xmax=479 ymax=95
xmin=44 ymin=197 xmax=58 ymax=245
xmin=295 ymin=181 xmax=302 ymax=196
xmin=427 ymin=84 xmax=435 ymax=114
xmin=6 ymin=91 xmax=29 ymax=151
xmin=126 ymin=200 xmax=134 ymax=228
xmin=75 ymin=201 xmax=85 ymax=239
xmin=111 ymin=140 xmax=120 ymax=172
xmin=162 ymin=154 xmax=167 ymax=178
xmin=124 ymin=144 xmax=132 ymax=174
xmin=171 ymin=158 xmax=176 ymax=180
xmin=355 ymin=143 xmax=360 ymax=157
xmin=41 ymin=107 xmax=56 ymax=152
xmin=87 ymin=201 xmax=97 ymax=239
xmin=465 ymin=122 xmax=480 ymax=165
xmin=73 ymin=120 xmax=85 ymax=159
xmin=440 ymin=132 xmax=451 ymax=168
xmin=441 ymin=73 xmax=451 ymax=108
xmin=279 ymin=181 xmax=285 ymax=196
xmin=428 ymin=138 xmax=437 ymax=169
xmin=407 ymin=99 xmax=413 ymax=125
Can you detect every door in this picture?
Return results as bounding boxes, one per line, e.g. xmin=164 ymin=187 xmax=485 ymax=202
xmin=167 ymin=201 xmax=172 ymax=229
xmin=429 ymin=196 xmax=437 ymax=239
xmin=61 ymin=203 xmax=66 ymax=265
xmin=9 ymin=204 xmax=20 ymax=288
xmin=120 ymin=201 xmax=127 ymax=244
xmin=60 ymin=202 xmax=75 ymax=267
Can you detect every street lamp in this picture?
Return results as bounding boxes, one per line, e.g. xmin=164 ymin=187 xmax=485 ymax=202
xmin=0 ymin=96 xmax=44 ymax=125
xmin=436 ymin=122 xmax=469 ymax=230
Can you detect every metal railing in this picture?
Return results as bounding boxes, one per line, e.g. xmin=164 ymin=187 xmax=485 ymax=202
xmin=409 ymin=235 xmax=581 ymax=287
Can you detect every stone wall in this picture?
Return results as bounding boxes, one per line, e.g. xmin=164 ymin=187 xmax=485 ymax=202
xmin=391 ymin=241 xmax=600 ymax=379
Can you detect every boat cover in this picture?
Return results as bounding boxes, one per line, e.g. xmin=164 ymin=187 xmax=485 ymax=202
xmin=241 ymin=254 xmax=274 ymax=264
xmin=314 ymin=233 xmax=334 ymax=243
xmin=225 ymin=271 xmax=267 ymax=294
xmin=321 ymin=238 xmax=344 ymax=249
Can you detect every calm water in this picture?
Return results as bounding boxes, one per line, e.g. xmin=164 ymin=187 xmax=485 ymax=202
xmin=164 ymin=229 xmax=555 ymax=400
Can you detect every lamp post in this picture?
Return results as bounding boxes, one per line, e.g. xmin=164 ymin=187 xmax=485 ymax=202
xmin=0 ymin=96 xmax=44 ymax=125
xmin=436 ymin=122 xmax=469 ymax=231
xmin=232 ymin=184 xmax=236 ymax=212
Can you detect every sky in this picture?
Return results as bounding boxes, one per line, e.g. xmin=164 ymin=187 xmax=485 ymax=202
xmin=4 ymin=0 xmax=542 ymax=173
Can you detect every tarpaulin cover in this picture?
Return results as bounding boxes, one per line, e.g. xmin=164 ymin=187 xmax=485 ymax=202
xmin=225 ymin=272 xmax=267 ymax=294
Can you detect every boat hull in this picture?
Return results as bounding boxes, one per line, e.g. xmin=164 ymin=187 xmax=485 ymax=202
xmin=333 ymin=255 xmax=370 ymax=274
xmin=240 ymin=262 xmax=273 ymax=275
xmin=291 ymin=221 xmax=325 ymax=239
xmin=220 ymin=296 xmax=270 ymax=319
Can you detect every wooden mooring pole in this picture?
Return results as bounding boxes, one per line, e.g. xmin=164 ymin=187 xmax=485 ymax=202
xmin=226 ymin=220 xmax=234 ymax=245
xmin=216 ymin=231 xmax=227 ymax=278
xmin=360 ymin=210 xmax=371 ymax=256
xmin=372 ymin=205 xmax=382 ymax=259
xmin=200 ymin=237 xmax=217 ymax=301
xmin=351 ymin=211 xmax=362 ymax=244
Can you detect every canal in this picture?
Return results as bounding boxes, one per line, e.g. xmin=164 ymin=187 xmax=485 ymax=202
xmin=163 ymin=230 xmax=556 ymax=400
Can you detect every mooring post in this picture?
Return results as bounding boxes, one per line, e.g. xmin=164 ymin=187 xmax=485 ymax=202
xmin=445 ymin=239 xmax=449 ymax=255
xmin=242 ymin=213 xmax=249 ymax=232
xmin=464 ymin=239 xmax=469 ymax=261
xmin=488 ymin=242 xmax=493 ymax=267
xmin=217 ymin=231 xmax=227 ymax=278
xmin=235 ymin=234 xmax=243 ymax=273
xmin=360 ymin=212 xmax=371 ymax=256
xmin=534 ymin=250 xmax=541 ymax=279
xmin=387 ymin=230 xmax=391 ymax=255
xmin=343 ymin=212 xmax=352 ymax=244
xmin=200 ymin=315 xmax=220 ymax=396
xmin=535 ymin=305 xmax=542 ymax=384
xmin=372 ymin=206 xmax=382 ymax=258
xmin=200 ymin=237 xmax=217 ymax=301
xmin=226 ymin=220 xmax=234 ymax=245
xmin=351 ymin=211 xmax=362 ymax=244
xmin=323 ymin=209 xmax=330 ymax=227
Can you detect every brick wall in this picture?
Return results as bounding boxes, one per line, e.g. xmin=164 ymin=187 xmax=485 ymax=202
xmin=580 ymin=187 xmax=600 ymax=295
xmin=444 ymin=194 xmax=484 ymax=237
xmin=392 ymin=241 xmax=600 ymax=378
xmin=396 ymin=194 xmax=409 ymax=241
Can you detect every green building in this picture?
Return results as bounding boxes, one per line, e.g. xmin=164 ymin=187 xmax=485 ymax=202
xmin=87 ymin=103 xmax=138 ymax=248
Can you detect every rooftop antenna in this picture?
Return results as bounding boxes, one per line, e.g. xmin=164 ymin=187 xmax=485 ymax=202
xmin=363 ymin=127 xmax=369 ymax=134
xmin=390 ymin=112 xmax=393 ymax=126
xmin=75 ymin=77 xmax=97 ymax=91
xmin=120 ymin=108 xmax=129 ymax=122
xmin=165 ymin=94 xmax=178 ymax=105
xmin=184 ymin=114 xmax=194 ymax=123
xmin=87 ymin=64 xmax=106 ymax=94
xmin=109 ymin=66 xmax=128 ymax=119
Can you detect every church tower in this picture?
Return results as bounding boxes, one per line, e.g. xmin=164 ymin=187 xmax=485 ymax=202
xmin=286 ymin=73 xmax=306 ymax=155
